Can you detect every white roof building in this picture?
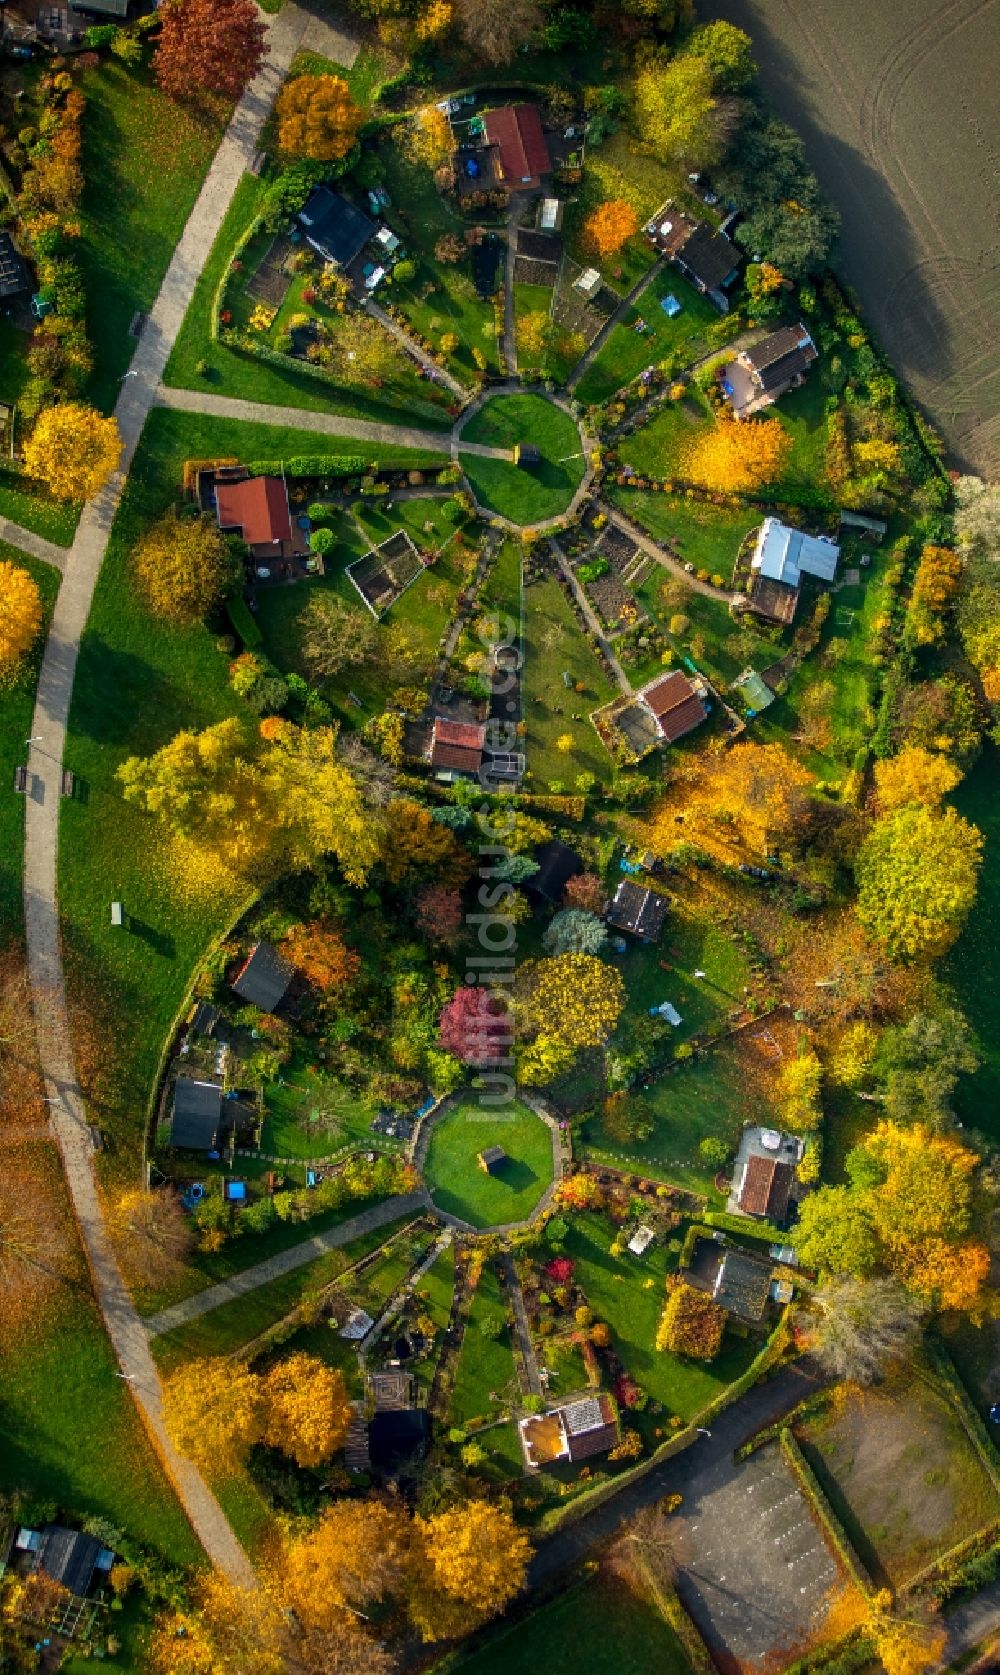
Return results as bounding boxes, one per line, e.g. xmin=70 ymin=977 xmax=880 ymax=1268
xmin=750 ymin=517 xmax=839 ymax=588
xmin=628 ymin=1224 xmax=656 ymax=1256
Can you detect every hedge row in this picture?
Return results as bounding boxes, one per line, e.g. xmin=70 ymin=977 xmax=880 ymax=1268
xmin=782 ymin=1633 xmax=876 ymax=1675
xmin=923 ymin=1335 xmax=1000 ymax=1495
xmin=702 ymin=1208 xmax=788 ymax=1246
xmin=635 ymin=1555 xmax=716 ymax=1675
xmin=779 ymin=1429 xmax=874 ymax=1599
xmin=903 ymin=1515 xmax=1000 ymax=1605
xmin=245 ymin=455 xmax=369 ymax=479
xmin=735 ymin=1387 xmax=831 ymax=1461
xmin=226 ymin=596 xmax=262 ymax=650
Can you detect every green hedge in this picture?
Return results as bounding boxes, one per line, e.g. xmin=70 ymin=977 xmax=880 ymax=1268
xmin=924 ymin=1336 xmax=1000 ymax=1494
xmin=782 ymin=1634 xmax=875 ymax=1675
xmin=226 ymin=595 xmax=262 ymax=649
xmin=779 ymin=1429 xmax=873 ymax=1598
xmin=635 ymin=1555 xmax=715 ymax=1675
xmin=702 ymin=1209 xmax=787 ymax=1246
xmin=904 ymin=1516 xmax=1000 ymax=1604
xmin=245 ymin=455 xmax=369 ymax=479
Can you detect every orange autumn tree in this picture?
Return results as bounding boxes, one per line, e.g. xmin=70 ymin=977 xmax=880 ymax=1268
xmin=162 ymin=1357 xmax=265 ymax=1472
xmin=656 ymin=1280 xmax=724 ymax=1360
xmin=872 ymin=744 xmax=962 ymax=816
xmin=644 ymin=741 xmax=814 ymax=864
xmin=684 ymin=412 xmax=791 ymax=493
xmin=276 ymin=74 xmax=364 ymax=162
xmin=583 ymin=198 xmax=639 ymax=261
xmin=281 ymin=920 xmax=360 ymax=991
xmin=281 ymin=1499 xmax=413 ymax=1627
xmin=0 ymin=562 xmax=43 ymax=677
xmin=409 ymin=1501 xmax=532 ymax=1641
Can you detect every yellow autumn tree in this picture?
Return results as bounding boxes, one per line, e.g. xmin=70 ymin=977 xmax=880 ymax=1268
xmin=872 ymin=744 xmax=961 ymax=815
xmin=276 ymin=74 xmax=364 ymax=161
xmin=415 ymin=0 xmax=451 ymax=38
xmin=23 ymin=402 xmax=121 ymax=502
xmin=261 ymin=1352 xmax=352 ymax=1468
xmin=776 ymin=1048 xmax=823 ymax=1133
xmin=409 ymin=1501 xmax=532 ymax=1641
xmin=0 ymin=562 xmax=43 ymax=677
xmin=684 ymin=413 xmax=791 ymax=493
xmin=281 ymin=1499 xmax=412 ymax=1627
xmin=162 ymin=1357 xmax=264 ymax=1472
xmin=645 ymin=742 xmax=814 ymax=864
xmin=865 ymin=1592 xmax=946 ymax=1675
xmin=892 ymin=1235 xmax=990 ymax=1313
xmin=404 ymin=104 xmax=453 ymax=170
xmin=516 ymin=952 xmax=626 ymax=1049
xmin=856 ymin=803 xmax=982 ymax=961
xmin=106 ymin=1186 xmax=193 ymax=1289
xmin=133 ymin=510 xmax=240 ymax=626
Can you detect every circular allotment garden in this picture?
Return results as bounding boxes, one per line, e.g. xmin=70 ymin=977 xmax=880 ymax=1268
xmin=456 ymin=390 xmax=587 ymax=527
xmin=422 ymin=1092 xmax=557 ymax=1230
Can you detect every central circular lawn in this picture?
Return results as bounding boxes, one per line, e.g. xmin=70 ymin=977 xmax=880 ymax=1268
xmin=423 ymin=1094 xmax=555 ymax=1229
xmin=458 ymin=392 xmax=585 ymax=526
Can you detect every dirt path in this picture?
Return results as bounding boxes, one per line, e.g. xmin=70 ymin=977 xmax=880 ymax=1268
xmin=501 ymin=1250 xmax=542 ymax=1396
xmin=599 ymin=500 xmax=737 ymax=602
xmin=701 ymin=0 xmax=1000 ymax=475
xmin=549 ymin=539 xmax=632 ymax=696
xmin=21 ymin=0 xmax=323 ymax=1586
xmin=366 ymin=298 xmax=470 ymax=401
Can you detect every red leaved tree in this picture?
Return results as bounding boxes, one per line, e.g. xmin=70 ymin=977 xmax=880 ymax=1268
xmin=154 ymin=0 xmax=268 ymax=102
xmin=415 ymin=885 xmax=464 ymax=945
xmin=438 ymin=985 xmax=510 ymax=1066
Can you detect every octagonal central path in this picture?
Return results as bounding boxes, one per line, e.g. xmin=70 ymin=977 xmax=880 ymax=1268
xmin=423 ymin=1093 xmax=557 ymax=1229
xmin=457 ymin=391 xmax=586 ymax=526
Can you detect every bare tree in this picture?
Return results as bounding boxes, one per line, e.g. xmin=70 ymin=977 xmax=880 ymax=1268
xmin=809 ymin=1276 xmax=922 ymax=1385
xmin=453 ymin=0 xmax=542 ymax=66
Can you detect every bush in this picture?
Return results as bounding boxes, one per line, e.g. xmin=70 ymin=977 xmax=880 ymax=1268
xmin=669 ymin=613 xmax=690 ymax=635
xmin=309 ymin=526 xmax=334 ymax=555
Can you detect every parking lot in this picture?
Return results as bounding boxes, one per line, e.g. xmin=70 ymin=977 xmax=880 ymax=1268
xmin=673 ymin=1442 xmax=839 ymax=1669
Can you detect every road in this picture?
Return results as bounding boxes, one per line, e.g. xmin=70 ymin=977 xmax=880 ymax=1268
xmin=703 ymin=0 xmax=1000 ymax=476
xmin=21 ymin=0 xmax=323 ymax=1585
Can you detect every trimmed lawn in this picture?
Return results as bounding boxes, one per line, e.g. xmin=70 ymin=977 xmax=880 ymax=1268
xmin=0 ymin=550 xmax=60 ymax=942
xmin=163 ymin=172 xmax=453 ymax=428
xmin=564 ymin=1212 xmax=760 ymax=1422
xmin=255 ymin=496 xmax=463 ymax=732
xmin=59 ymin=408 xmax=444 ymax=1184
xmin=521 ymin=574 xmax=615 ymax=787
xmin=614 ymin=485 xmax=761 ymax=578
xmin=610 ymin=900 xmax=751 ymax=1043
xmin=261 ymin=1057 xmax=387 ymax=1159
xmin=453 ymin=536 xmax=521 ymax=670
xmin=580 ymin=1042 xmax=772 ymax=1197
xmin=575 ymin=271 xmax=724 ymax=406
xmin=460 ymin=393 xmax=585 ymax=524
xmin=772 ymin=379 xmax=835 ymax=509
xmin=617 ymin=390 xmax=713 ymax=480
xmin=450 ymin=1261 xmax=517 ymax=1425
xmin=79 ymin=57 xmax=229 ymax=413
xmin=454 ymin=1571 xmax=692 ymax=1675
xmin=412 ymin=1240 xmax=456 ymax=1395
xmin=373 ymin=143 xmax=501 ymax=383
xmin=797 ymin=1368 xmax=1000 ymax=1588
xmin=151 ymin=1214 xmax=420 ymax=1373
xmin=562 ymin=129 xmax=678 ymax=295
xmin=0 ymin=1300 xmax=199 ymax=1564
xmin=945 ymin=747 xmax=1000 ymax=1137
xmin=0 ymin=474 xmax=80 ymax=547
xmin=424 ymin=1096 xmax=554 ymax=1228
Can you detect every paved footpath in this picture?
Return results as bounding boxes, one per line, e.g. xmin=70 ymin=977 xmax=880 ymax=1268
xmin=144 ymin=1191 xmax=430 ymax=1339
xmin=22 ymin=0 xmax=321 ymax=1586
xmin=155 ymin=384 xmax=453 ymax=454
xmin=0 ymin=517 xmax=68 ymax=571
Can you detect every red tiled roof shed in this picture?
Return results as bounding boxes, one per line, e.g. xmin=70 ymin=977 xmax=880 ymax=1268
xmin=483 ymin=105 xmax=551 ymax=185
xmin=216 ymin=476 xmax=293 ymax=547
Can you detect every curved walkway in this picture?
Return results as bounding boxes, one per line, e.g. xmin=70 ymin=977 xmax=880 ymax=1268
xmin=22 ymin=0 xmax=316 ymax=1584
xmin=144 ymin=1191 xmax=431 ymax=1340
xmin=0 ymin=517 xmax=68 ymax=571
xmin=154 ymin=383 xmax=453 ymax=452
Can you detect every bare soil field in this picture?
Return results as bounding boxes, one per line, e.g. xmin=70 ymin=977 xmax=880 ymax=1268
xmin=705 ymin=0 xmax=1000 ymax=477
xmin=797 ymin=1374 xmax=1000 ymax=1588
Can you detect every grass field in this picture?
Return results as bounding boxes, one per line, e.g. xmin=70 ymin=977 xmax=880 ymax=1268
xmin=521 ymin=574 xmax=615 ymax=787
xmin=454 ymin=1570 xmax=692 ymax=1675
xmin=460 ymin=393 xmax=585 ymax=524
xmin=797 ymin=1368 xmax=1000 ymax=1588
xmin=575 ymin=272 xmax=723 ymax=406
xmin=79 ymin=56 xmax=228 ymax=413
xmin=581 ymin=1040 xmax=771 ymax=1196
xmin=617 ymin=390 xmax=713 ymax=480
xmin=565 ymin=1212 xmax=760 ymax=1422
xmin=561 ymin=128 xmax=677 ymax=296
xmin=0 ymin=551 xmax=60 ymax=943
xmin=450 ymin=1260 xmax=517 ymax=1425
xmin=255 ymin=494 xmax=462 ymax=732
xmin=424 ymin=1096 xmax=554 ymax=1228
xmin=150 ymin=1213 xmax=419 ymax=1373
xmin=58 ymin=407 xmax=445 ymax=1183
xmin=163 ymin=172 xmax=452 ymax=428
xmin=615 ymin=486 xmax=762 ymax=576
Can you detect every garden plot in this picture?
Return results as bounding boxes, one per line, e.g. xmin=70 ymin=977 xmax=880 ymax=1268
xmin=796 ymin=1371 xmax=1000 ymax=1588
xmin=347 ymin=529 xmax=424 ymax=616
xmin=575 ymin=273 xmax=725 ymax=408
xmin=672 ymin=1442 xmax=842 ymax=1670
